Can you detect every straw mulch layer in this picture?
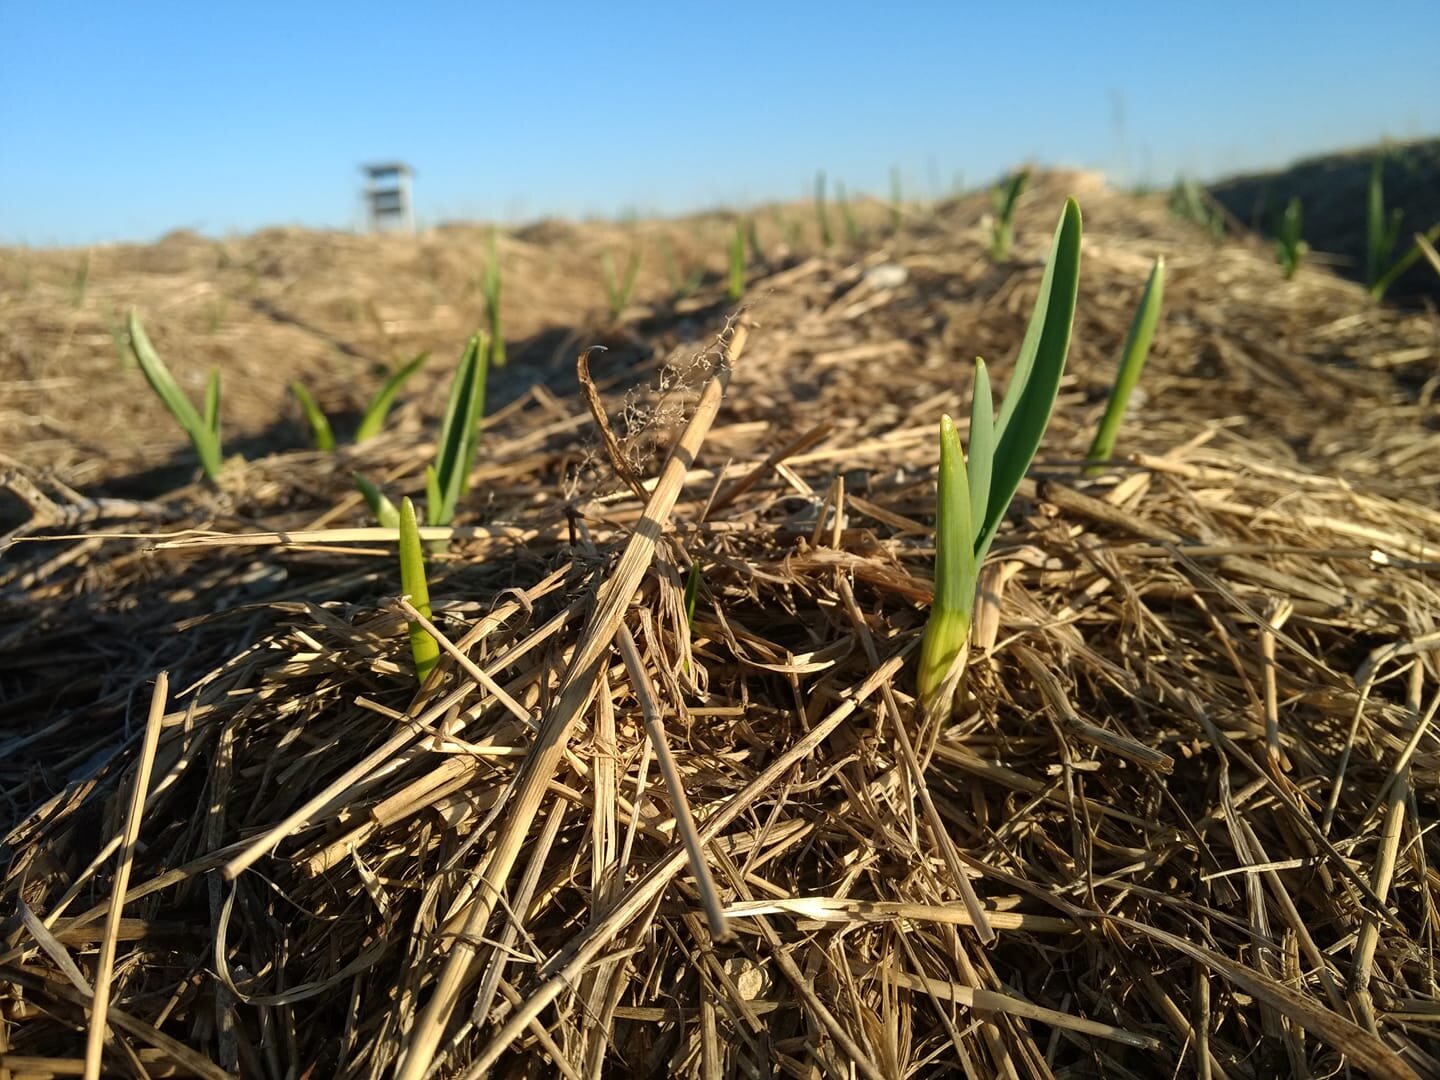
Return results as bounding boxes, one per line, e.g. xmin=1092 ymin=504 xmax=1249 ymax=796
xmin=4 ymin=175 xmax=1440 ymax=1079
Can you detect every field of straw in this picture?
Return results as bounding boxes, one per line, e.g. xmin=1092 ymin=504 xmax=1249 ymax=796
xmin=3 ymin=168 xmax=1440 ymax=1079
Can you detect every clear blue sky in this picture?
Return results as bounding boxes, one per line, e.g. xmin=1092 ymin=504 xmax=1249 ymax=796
xmin=2 ymin=1 xmax=1437 ymax=246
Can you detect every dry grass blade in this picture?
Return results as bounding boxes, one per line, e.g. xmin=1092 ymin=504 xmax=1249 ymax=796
xmin=83 ymin=672 xmax=168 ymax=1080
xmin=615 ymin=623 xmax=731 ymax=941
xmin=1113 ymin=915 xmax=1422 ymax=1080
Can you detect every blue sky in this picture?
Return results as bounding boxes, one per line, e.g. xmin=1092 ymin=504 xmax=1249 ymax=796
xmin=2 ymin=1 xmax=1437 ymax=246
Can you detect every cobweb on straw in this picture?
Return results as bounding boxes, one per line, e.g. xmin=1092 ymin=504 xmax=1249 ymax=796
xmin=571 ymin=314 xmax=744 ymax=498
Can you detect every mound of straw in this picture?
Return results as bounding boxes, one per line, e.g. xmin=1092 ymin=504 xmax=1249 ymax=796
xmin=4 ymin=174 xmax=1440 ymax=1078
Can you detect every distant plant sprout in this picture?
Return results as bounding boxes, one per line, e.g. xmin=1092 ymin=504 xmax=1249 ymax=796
xmin=103 ymin=307 xmax=131 ymax=369
xmin=815 ymin=171 xmax=833 ymax=248
xmin=989 ymin=168 xmax=1030 ymax=261
xmin=291 ymin=382 xmax=335 ymax=451
xmin=746 ymin=215 xmax=765 ymax=269
xmin=728 ymin=221 xmax=746 ymax=303
xmin=1370 ymin=224 xmax=1440 ymax=300
xmin=483 ymin=228 xmax=506 ymax=368
xmin=1085 ymin=257 xmax=1165 ymax=472
xmin=1168 ymin=178 xmax=1225 ymax=241
xmin=835 ymin=181 xmax=860 ymax=247
xmin=783 ymin=213 xmax=803 ymax=253
xmin=290 ymin=351 xmax=428 ymax=450
xmin=658 ymin=236 xmax=704 ymax=300
xmin=602 ymin=248 xmax=642 ymax=321
xmin=890 ymin=166 xmax=904 ymax=235
xmin=1366 ymin=157 xmax=1440 ymax=300
xmin=1275 ymin=198 xmax=1306 ymax=280
xmin=127 ymin=310 xmax=225 ymax=484
xmin=1366 ymin=158 xmax=1404 ymax=291
xmin=205 ymin=298 xmax=228 ymax=335
xmin=919 ymin=198 xmax=1082 ymax=710
xmin=355 ymin=352 xmax=429 ymax=441
xmin=683 ymin=562 xmax=701 ymax=628
xmin=71 ymin=251 xmax=90 ymax=309
xmin=355 ymin=473 xmax=400 ymax=529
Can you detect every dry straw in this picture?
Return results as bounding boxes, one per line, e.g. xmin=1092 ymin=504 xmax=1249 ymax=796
xmin=3 ymin=172 xmax=1439 ymax=1079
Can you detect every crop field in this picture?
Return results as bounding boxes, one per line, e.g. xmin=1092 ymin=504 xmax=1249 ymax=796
xmin=3 ymin=157 xmax=1440 ymax=1079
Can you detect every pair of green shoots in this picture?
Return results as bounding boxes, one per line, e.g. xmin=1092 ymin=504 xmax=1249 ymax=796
xmin=291 ymin=353 xmax=429 ymax=452
xmin=1367 ymin=158 xmax=1440 ymax=300
xmin=918 ymin=200 xmax=1165 ymax=708
xmin=602 ymin=248 xmax=642 ymax=321
xmin=128 ymin=306 xmax=441 ymax=486
xmin=658 ymin=236 xmax=705 ymax=301
xmin=387 ymin=330 xmax=492 ymax=685
xmin=357 ymin=330 xmax=489 ymax=531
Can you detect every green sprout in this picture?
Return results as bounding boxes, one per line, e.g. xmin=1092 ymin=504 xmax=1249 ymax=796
xmin=602 ymin=248 xmax=642 ymax=321
xmin=1370 ymin=224 xmax=1440 ymax=300
xmin=291 ymin=382 xmax=335 ymax=451
xmin=746 ymin=215 xmax=765 ymax=268
xmin=728 ymin=220 xmax=746 ymax=303
xmin=918 ymin=198 xmax=1082 ymax=708
xmin=1168 ymin=178 xmax=1224 ymax=242
xmin=1366 ymin=157 xmax=1404 ymax=291
xmin=1085 ymin=257 xmax=1165 ymax=472
xmin=398 ymin=496 xmax=439 ymax=685
xmin=683 ymin=562 xmax=701 ymax=628
xmin=836 ymin=181 xmax=859 ymax=247
xmin=72 ymin=251 xmax=90 ymax=309
xmin=425 ymin=331 xmax=488 ymax=527
xmin=989 ymin=168 xmax=1030 ymax=261
xmin=355 ymin=352 xmax=429 ymax=442
xmin=815 ymin=171 xmax=833 ymax=248
xmin=355 ymin=473 xmax=400 ymax=529
xmin=290 ymin=351 xmax=427 ymax=450
xmin=658 ymin=236 xmax=703 ymax=300
xmin=127 ymin=310 xmax=224 ymax=484
xmin=103 ymin=307 xmax=131 ymax=369
xmin=1366 ymin=159 xmax=1440 ymax=299
xmin=1276 ymin=198 xmax=1306 ymax=280
xmin=483 ymin=228 xmax=506 ymax=368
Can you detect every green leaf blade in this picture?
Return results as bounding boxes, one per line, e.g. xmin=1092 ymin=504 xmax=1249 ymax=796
xmin=683 ymin=563 xmax=701 ymax=627
xmin=485 ymin=228 xmax=506 ymax=368
xmin=291 ymin=381 xmax=335 ymax=451
xmin=424 ymin=465 xmax=443 ymax=528
xmin=355 ymin=473 xmax=400 ymax=528
xmin=729 ymin=221 xmax=746 ymax=302
xmin=918 ymin=414 xmax=976 ymax=708
xmin=978 ymin=197 xmax=1083 ymax=562
xmin=357 ymin=351 xmax=428 ymax=442
xmin=428 ymin=331 xmax=488 ymax=527
xmin=203 ymin=368 xmax=222 ymax=439
xmin=967 ymin=358 xmax=994 ymax=547
xmin=1086 ymin=255 xmax=1165 ymax=469
xmin=127 ymin=309 xmax=223 ymax=483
